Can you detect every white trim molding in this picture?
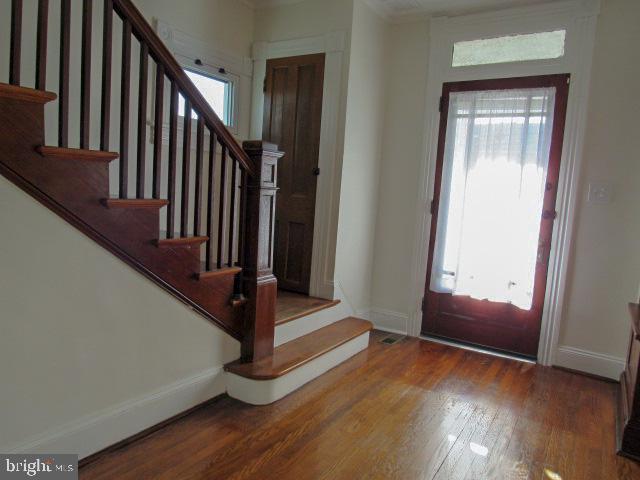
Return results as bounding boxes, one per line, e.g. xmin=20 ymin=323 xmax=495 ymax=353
xmin=555 ymin=346 xmax=625 ymax=380
xmin=156 ymin=20 xmax=253 ymax=78
xmin=4 ymin=367 xmax=226 ymax=459
xmin=250 ymin=32 xmax=348 ymax=300
xmin=366 ymin=308 xmax=410 ymax=335
xmin=407 ymin=0 xmax=601 ymax=369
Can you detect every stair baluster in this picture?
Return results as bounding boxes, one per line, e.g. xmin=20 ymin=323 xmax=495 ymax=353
xmin=35 ymin=0 xmax=49 ymax=90
xmin=119 ymin=19 xmax=132 ymax=198
xmin=136 ymin=44 xmax=149 ymax=198
xmin=206 ymin=133 xmax=218 ymax=270
xmin=167 ymin=82 xmax=179 ymax=237
xmin=58 ymin=0 xmax=71 ymax=147
xmin=194 ymin=117 xmax=205 ymax=236
xmin=180 ymin=100 xmax=192 ymax=237
xmin=9 ymin=0 xmax=22 ymax=86
xmin=152 ymin=64 xmax=164 ymax=199
xmin=217 ymin=145 xmax=228 ymax=269
xmin=100 ymin=0 xmax=113 ymax=151
xmin=80 ymin=0 xmax=92 ymax=149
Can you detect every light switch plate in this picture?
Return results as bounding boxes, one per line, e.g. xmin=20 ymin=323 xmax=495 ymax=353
xmin=587 ymin=182 xmax=613 ymax=204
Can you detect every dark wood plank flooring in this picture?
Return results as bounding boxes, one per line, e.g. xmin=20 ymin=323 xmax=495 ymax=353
xmin=80 ymin=331 xmax=640 ymax=479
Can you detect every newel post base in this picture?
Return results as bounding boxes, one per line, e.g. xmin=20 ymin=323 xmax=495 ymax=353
xmin=240 ymin=141 xmax=283 ymax=362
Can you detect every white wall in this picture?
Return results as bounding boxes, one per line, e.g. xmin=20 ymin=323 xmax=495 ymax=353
xmin=253 ymin=0 xmax=354 ymax=42
xmin=135 ymin=0 xmax=254 ymax=58
xmin=369 ymin=20 xmax=430 ymax=331
xmin=0 ymin=177 xmax=239 ymax=458
xmin=335 ymin=0 xmax=389 ymax=316
xmin=556 ymin=0 xmax=640 ymax=369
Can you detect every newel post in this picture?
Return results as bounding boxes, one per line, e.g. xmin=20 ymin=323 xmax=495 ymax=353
xmin=240 ymin=141 xmax=283 ymax=362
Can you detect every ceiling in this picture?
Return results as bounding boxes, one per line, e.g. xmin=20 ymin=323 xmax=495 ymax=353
xmin=249 ymin=0 xmax=561 ymax=20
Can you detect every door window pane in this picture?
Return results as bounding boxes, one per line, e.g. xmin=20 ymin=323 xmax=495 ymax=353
xmin=430 ymin=88 xmax=556 ymax=310
xmin=452 ymin=30 xmax=566 ymax=67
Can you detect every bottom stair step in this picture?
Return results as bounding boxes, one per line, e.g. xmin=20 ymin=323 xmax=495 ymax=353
xmin=224 ymin=317 xmax=373 ymax=405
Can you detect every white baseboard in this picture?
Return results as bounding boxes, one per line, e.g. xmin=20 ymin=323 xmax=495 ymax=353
xmin=5 ymin=367 xmax=226 ymax=459
xmin=554 ymin=345 xmax=625 ymax=380
xmin=227 ymin=332 xmax=370 ymax=405
xmin=365 ymin=308 xmax=409 ymax=335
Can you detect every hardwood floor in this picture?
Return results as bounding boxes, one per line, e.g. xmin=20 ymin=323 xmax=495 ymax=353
xmin=275 ymin=289 xmax=339 ymax=325
xmin=80 ymin=331 xmax=640 ymax=479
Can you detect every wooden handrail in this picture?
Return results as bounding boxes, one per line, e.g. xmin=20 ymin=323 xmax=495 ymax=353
xmin=111 ymin=0 xmax=255 ymax=177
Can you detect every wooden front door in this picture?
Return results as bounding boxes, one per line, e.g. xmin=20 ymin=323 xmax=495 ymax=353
xmin=262 ymin=53 xmax=325 ymax=294
xmin=422 ymin=75 xmax=570 ymax=358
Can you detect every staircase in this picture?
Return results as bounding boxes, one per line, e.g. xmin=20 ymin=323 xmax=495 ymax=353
xmin=1 ymin=0 xmax=371 ymax=406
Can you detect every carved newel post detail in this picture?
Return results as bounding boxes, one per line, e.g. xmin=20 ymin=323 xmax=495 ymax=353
xmin=240 ymin=141 xmax=284 ymax=362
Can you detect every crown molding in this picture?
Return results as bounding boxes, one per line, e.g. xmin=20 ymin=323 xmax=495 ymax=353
xmin=248 ymin=0 xmax=307 ymax=9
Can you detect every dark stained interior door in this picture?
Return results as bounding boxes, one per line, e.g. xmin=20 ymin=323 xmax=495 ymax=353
xmin=422 ymin=75 xmax=570 ymax=358
xmin=262 ymin=53 xmax=325 ymax=294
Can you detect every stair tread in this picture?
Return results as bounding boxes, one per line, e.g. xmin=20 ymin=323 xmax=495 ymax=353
xmin=225 ymin=317 xmax=373 ymax=380
xmin=276 ymin=290 xmax=341 ymax=325
xmin=101 ymin=198 xmax=169 ymax=209
xmin=154 ymin=236 xmax=208 ymax=248
xmin=0 ymin=83 xmax=57 ymax=104
xmin=37 ymin=146 xmax=119 ymax=162
xmin=197 ymin=266 xmax=242 ymax=280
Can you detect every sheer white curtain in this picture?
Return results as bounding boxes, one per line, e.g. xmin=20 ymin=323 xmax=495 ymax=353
xmin=430 ymin=87 xmax=556 ymax=310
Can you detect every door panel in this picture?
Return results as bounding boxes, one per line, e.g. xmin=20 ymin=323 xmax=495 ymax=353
xmin=422 ymin=74 xmax=570 ymax=358
xmin=262 ymin=54 xmax=325 ymax=294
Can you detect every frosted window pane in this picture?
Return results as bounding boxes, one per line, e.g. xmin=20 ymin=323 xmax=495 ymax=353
xmin=179 ymin=70 xmax=231 ymax=124
xmin=452 ymin=30 xmax=566 ymax=67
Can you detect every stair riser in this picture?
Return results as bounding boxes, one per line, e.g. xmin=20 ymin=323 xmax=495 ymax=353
xmin=226 ymin=331 xmax=370 ymax=405
xmin=275 ymin=300 xmax=350 ymax=346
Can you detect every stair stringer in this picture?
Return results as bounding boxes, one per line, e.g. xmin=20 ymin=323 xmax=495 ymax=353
xmin=0 ymin=92 xmax=243 ymax=339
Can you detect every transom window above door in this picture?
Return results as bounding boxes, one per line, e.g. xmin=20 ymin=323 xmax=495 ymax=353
xmin=452 ymin=30 xmax=567 ymax=67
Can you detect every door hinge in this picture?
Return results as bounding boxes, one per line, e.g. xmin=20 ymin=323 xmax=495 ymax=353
xmin=263 ymin=76 xmax=267 ymax=93
xmin=421 ymin=297 xmax=425 ymax=311
xmin=542 ymin=210 xmax=557 ymax=220
xmin=430 ymin=199 xmax=437 ymax=215
xmin=438 ymin=96 xmax=444 ymax=113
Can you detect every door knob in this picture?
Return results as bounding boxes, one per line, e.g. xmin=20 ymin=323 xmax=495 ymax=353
xmin=312 ymin=167 xmax=320 ymax=176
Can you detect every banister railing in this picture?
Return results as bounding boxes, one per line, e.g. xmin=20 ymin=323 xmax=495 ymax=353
xmin=5 ymin=0 xmax=281 ymax=361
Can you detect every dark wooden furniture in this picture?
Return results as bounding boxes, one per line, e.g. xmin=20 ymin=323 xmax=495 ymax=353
xmin=618 ymin=302 xmax=640 ymax=460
